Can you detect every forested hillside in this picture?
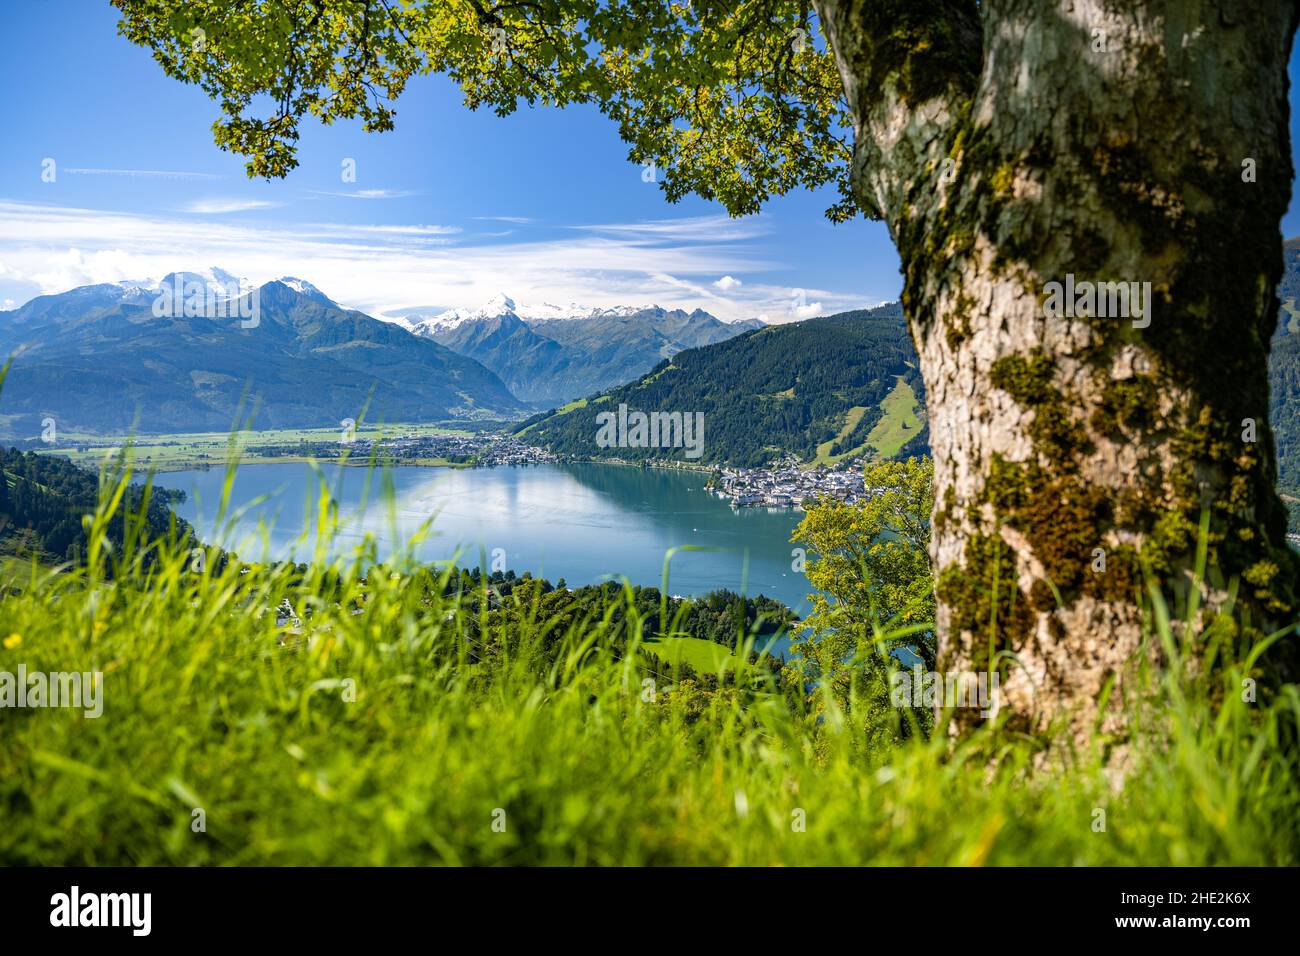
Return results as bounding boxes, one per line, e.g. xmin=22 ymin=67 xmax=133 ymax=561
xmin=1266 ymin=238 xmax=1300 ymax=529
xmin=517 ymin=305 xmax=927 ymax=468
xmin=0 ymin=447 xmax=192 ymax=564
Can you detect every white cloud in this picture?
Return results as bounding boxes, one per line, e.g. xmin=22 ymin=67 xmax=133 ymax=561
xmin=0 ymin=200 xmax=870 ymax=322
xmin=65 ymin=167 xmax=223 ymax=181
xmin=181 ymin=199 xmax=282 ymax=214
xmin=327 ymin=223 xmax=460 ymax=236
xmin=714 ymin=275 xmax=742 ymax=291
xmin=575 ymin=214 xmax=769 ymax=244
xmin=311 ymin=188 xmax=418 ymax=200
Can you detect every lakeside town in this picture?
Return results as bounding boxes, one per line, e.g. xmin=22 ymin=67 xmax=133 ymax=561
xmin=357 ymin=431 xmax=558 ymax=467
xmin=20 ymin=424 xmax=875 ymax=509
xmin=708 ymin=457 xmax=868 ymax=510
xmin=368 ymin=436 xmax=872 ymax=509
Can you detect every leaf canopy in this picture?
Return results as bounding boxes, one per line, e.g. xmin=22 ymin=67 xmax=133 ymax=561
xmin=112 ymin=0 xmax=861 ymax=220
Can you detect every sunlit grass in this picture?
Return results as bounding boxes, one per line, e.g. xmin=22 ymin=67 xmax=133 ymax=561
xmin=1 ymin=443 xmax=1298 ymax=865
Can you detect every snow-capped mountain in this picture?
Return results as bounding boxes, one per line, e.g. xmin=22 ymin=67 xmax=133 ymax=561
xmin=0 ymin=272 xmax=524 ymax=433
xmin=397 ymin=292 xmax=762 ymax=336
xmin=90 ymin=269 xmax=339 ymax=310
xmin=401 ymin=292 xmax=765 ymax=406
xmin=401 ymin=292 xmax=520 ymax=334
xmin=275 ymin=276 xmax=338 ymax=307
xmin=90 ymin=268 xmax=265 ymax=307
xmin=520 ymin=301 xmax=652 ymax=321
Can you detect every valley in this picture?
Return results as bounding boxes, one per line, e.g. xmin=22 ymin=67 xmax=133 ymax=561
xmin=25 ymin=424 xmax=555 ymax=472
xmin=401 ymin=293 xmax=762 ymax=407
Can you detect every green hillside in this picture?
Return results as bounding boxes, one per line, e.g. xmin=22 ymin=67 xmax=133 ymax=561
xmin=517 ymin=304 xmax=925 ymax=468
xmin=0 ymin=445 xmax=196 ymax=565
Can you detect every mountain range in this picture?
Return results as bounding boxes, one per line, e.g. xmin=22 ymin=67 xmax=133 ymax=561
xmin=0 ymin=272 xmax=766 ymax=436
xmin=0 ymin=271 xmax=526 ymax=434
xmin=18 ymin=260 xmax=1300 ymax=519
xmin=397 ymin=294 xmax=763 ymax=406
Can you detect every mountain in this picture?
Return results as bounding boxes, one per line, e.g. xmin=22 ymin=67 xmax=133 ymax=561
xmin=0 ymin=272 xmax=526 ymax=435
xmin=1269 ymin=239 xmax=1300 ymax=524
xmin=421 ymin=309 xmax=578 ymax=406
xmin=517 ymin=303 xmax=926 ymax=468
xmin=400 ymin=293 xmax=525 ymax=335
xmin=400 ymin=294 xmax=762 ymax=407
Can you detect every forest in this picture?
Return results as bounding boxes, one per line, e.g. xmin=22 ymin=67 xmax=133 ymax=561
xmin=519 ymin=306 xmax=926 ymax=468
xmin=0 ymin=447 xmax=190 ymax=564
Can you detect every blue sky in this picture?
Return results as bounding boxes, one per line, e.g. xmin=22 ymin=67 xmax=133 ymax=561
xmin=2 ymin=1 xmax=1300 ymax=323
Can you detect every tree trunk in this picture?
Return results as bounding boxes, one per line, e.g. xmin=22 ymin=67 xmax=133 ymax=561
xmin=816 ymin=0 xmax=1300 ymax=733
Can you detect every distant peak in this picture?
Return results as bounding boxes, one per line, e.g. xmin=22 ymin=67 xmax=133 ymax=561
xmin=155 ymin=266 xmax=245 ymax=293
xmin=399 ymin=297 xmax=733 ymax=333
xmin=265 ymin=276 xmax=338 ymax=307
xmin=276 ymin=276 xmax=321 ymax=295
xmin=483 ymin=292 xmax=517 ymax=313
xmin=406 ymin=293 xmax=521 ymax=334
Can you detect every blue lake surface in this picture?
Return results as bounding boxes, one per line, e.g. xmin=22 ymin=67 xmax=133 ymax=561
xmin=158 ymin=461 xmax=814 ymax=621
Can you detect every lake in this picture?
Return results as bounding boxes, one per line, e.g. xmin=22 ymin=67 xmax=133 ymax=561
xmin=158 ymin=461 xmax=814 ymax=617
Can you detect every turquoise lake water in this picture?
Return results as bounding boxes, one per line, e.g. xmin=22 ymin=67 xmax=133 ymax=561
xmin=158 ymin=461 xmax=815 ymax=619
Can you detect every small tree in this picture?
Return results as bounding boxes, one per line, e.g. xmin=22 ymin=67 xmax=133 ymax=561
xmin=787 ymin=456 xmax=934 ymax=741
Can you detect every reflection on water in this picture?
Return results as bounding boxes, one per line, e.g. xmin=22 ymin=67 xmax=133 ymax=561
xmin=159 ymin=461 xmax=814 ymax=617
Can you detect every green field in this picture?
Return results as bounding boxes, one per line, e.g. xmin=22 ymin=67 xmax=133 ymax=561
xmin=813 ymin=405 xmax=869 ymax=466
xmin=809 ymin=378 xmax=922 ymax=468
xmin=642 ymin=636 xmax=743 ymax=672
xmin=863 ymin=378 xmax=922 ymax=459
xmin=517 ymin=394 xmax=615 ymax=437
xmin=25 ymin=423 xmax=474 ymax=472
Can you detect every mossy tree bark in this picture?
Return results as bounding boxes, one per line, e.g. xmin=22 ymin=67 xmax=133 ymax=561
xmin=816 ymin=0 xmax=1300 ymax=732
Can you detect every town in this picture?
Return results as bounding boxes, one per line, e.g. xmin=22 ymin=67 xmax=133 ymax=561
xmin=708 ymin=457 xmax=868 ymax=510
xmin=332 ymin=431 xmax=559 ymax=467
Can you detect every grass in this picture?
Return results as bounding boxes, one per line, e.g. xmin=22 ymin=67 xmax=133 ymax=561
xmin=1 ymin=452 xmax=1299 ymax=866
xmin=863 ymin=377 xmax=921 ymax=459
xmin=516 ymin=396 xmax=601 ymax=436
xmin=25 ymin=423 xmax=474 ymax=472
xmin=809 ymin=378 xmax=922 ymax=468
xmin=643 ymin=636 xmax=743 ymax=672
xmin=813 ymin=405 xmax=869 ymax=466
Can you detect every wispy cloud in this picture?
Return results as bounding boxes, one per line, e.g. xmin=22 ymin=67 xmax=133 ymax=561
xmin=472 ymin=215 xmax=536 ymax=225
xmin=574 ymin=214 xmax=770 ymax=244
xmin=332 ymin=223 xmax=461 ymax=236
xmin=310 ymin=188 xmax=419 ymax=200
xmin=64 ymin=167 xmax=223 ymax=181
xmin=0 ymin=200 xmax=868 ymax=322
xmin=181 ymin=198 xmax=282 ymax=214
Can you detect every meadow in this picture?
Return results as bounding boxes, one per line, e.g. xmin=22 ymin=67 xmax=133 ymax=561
xmin=1 ymin=453 xmax=1299 ymax=866
xmin=11 ymin=423 xmax=474 ymax=472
